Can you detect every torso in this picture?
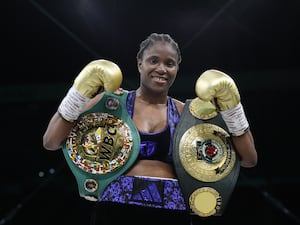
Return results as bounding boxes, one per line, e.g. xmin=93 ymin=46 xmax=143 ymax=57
xmin=133 ymin=98 xmax=167 ymax=133
xmin=125 ymin=159 xmax=176 ymax=178
xmin=125 ymin=91 xmax=184 ymax=178
xmin=85 ymin=91 xmax=184 ymax=179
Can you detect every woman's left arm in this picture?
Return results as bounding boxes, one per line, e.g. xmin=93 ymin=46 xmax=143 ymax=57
xmin=231 ymin=129 xmax=257 ymax=168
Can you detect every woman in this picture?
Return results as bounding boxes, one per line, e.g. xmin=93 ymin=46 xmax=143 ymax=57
xmin=43 ymin=33 xmax=257 ymax=224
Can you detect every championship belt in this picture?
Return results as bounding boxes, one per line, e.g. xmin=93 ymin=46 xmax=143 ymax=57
xmin=173 ymin=98 xmax=240 ymax=217
xmin=62 ymin=91 xmax=140 ymax=200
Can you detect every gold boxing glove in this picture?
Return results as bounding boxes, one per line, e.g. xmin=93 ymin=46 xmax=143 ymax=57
xmin=74 ymin=59 xmax=123 ymax=98
xmin=58 ymin=59 xmax=123 ymax=122
xmin=195 ymin=69 xmax=249 ymax=136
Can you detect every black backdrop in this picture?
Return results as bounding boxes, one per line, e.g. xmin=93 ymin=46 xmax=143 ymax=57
xmin=7 ymin=0 xmax=300 ymax=224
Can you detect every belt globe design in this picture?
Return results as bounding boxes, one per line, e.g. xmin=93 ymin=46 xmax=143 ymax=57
xmin=66 ymin=112 xmax=134 ymax=175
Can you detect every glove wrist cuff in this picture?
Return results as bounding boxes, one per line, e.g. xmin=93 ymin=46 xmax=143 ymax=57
xmin=220 ymin=103 xmax=249 ymax=136
xmin=58 ymin=86 xmax=90 ymax=122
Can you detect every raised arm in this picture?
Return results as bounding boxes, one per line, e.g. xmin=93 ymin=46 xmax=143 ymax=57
xmin=43 ymin=59 xmax=123 ymax=151
xmin=195 ymin=69 xmax=257 ymax=168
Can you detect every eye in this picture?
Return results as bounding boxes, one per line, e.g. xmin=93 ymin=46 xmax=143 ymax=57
xmin=149 ymin=57 xmax=159 ymax=65
xmin=165 ymin=60 xmax=176 ymax=68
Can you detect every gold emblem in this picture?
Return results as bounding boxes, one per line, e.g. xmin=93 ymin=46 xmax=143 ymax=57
xmin=179 ymin=123 xmax=236 ymax=182
xmin=66 ymin=112 xmax=134 ymax=174
xmin=189 ymin=187 xmax=221 ymax=217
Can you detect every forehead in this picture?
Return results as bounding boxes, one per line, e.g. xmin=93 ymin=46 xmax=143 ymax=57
xmin=143 ymin=42 xmax=178 ymax=60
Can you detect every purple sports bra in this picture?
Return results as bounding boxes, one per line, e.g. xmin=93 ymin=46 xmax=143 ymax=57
xmin=126 ymin=91 xmax=180 ymax=164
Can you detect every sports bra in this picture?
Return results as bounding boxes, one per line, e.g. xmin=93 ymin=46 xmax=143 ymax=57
xmin=126 ymin=91 xmax=181 ymax=163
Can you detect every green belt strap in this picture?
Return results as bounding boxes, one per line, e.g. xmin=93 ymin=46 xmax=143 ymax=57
xmin=62 ymin=91 xmax=140 ymax=200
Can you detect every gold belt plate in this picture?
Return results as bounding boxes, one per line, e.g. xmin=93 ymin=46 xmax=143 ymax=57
xmin=179 ymin=123 xmax=236 ymax=182
xmin=65 ymin=112 xmax=134 ymax=174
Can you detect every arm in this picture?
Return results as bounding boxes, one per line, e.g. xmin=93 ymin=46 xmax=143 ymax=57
xmin=42 ymin=95 xmax=101 ymax=150
xmin=231 ymin=129 xmax=257 ymax=167
xmin=42 ymin=59 xmax=123 ymax=151
xmin=43 ymin=112 xmax=74 ymax=150
xmin=195 ymin=69 xmax=257 ymax=168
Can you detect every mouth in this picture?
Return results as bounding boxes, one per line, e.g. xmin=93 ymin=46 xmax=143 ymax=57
xmin=152 ymin=75 xmax=168 ymax=83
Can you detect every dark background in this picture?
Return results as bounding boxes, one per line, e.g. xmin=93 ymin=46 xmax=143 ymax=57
xmin=6 ymin=0 xmax=300 ymax=224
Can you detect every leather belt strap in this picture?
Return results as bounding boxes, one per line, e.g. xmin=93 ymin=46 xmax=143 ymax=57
xmin=173 ymin=98 xmax=240 ymax=217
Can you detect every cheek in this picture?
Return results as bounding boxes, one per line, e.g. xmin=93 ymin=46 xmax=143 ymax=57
xmin=140 ymin=64 xmax=155 ymax=74
xmin=170 ymin=68 xmax=178 ymax=78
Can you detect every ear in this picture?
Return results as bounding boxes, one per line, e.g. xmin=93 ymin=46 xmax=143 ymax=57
xmin=137 ymin=59 xmax=142 ymax=72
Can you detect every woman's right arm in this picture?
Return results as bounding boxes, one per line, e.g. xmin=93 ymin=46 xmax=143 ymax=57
xmin=42 ymin=59 xmax=123 ymax=151
xmin=43 ymin=112 xmax=75 ymax=151
xmin=43 ymin=93 xmax=103 ymax=151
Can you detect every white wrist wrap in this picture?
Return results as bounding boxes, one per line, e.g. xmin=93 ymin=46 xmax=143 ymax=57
xmin=220 ymin=103 xmax=249 ymax=136
xmin=58 ymin=86 xmax=90 ymax=122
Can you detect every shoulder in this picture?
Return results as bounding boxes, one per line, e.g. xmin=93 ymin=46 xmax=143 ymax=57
xmin=170 ymin=97 xmax=185 ymax=115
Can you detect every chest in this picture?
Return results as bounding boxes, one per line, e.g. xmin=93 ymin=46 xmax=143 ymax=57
xmin=133 ymin=102 xmax=167 ymax=133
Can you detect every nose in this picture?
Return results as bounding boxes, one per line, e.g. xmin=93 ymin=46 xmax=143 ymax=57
xmin=156 ymin=63 xmax=167 ymax=74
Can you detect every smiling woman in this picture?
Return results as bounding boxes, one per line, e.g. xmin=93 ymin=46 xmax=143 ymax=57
xmin=41 ymin=32 xmax=258 ymax=224
xmin=11 ymin=0 xmax=300 ymax=224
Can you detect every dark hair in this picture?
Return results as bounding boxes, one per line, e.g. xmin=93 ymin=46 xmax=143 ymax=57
xmin=136 ymin=33 xmax=182 ymax=64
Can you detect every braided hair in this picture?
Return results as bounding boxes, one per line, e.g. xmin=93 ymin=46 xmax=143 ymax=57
xmin=136 ymin=33 xmax=182 ymax=64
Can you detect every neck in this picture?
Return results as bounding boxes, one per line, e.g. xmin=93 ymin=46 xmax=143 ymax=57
xmin=136 ymin=88 xmax=168 ymax=105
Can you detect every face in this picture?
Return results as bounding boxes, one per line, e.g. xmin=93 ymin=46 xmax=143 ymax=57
xmin=137 ymin=42 xmax=179 ymax=94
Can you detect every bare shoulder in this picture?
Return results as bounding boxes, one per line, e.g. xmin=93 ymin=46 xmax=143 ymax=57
xmin=171 ymin=98 xmax=185 ymax=115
